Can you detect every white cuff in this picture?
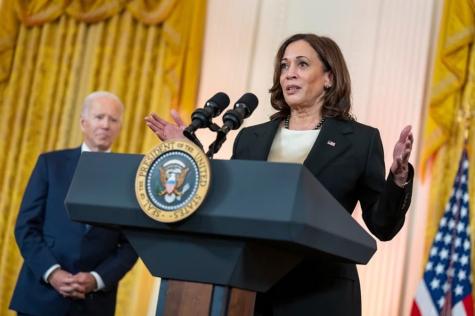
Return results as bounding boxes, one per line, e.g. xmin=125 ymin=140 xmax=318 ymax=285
xmin=43 ymin=264 xmax=61 ymax=283
xmin=90 ymin=271 xmax=105 ymax=291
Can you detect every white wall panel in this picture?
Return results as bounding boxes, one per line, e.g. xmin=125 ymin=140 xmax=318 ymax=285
xmin=195 ymin=0 xmax=261 ymax=157
xmin=352 ymin=0 xmax=439 ymax=315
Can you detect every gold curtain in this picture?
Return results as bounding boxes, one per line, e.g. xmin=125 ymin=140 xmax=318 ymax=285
xmin=0 ymin=0 xmax=207 ymax=315
xmin=419 ymin=0 xmax=475 ymax=291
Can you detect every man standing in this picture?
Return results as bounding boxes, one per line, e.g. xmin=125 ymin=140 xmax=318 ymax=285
xmin=10 ymin=91 xmax=138 ymax=316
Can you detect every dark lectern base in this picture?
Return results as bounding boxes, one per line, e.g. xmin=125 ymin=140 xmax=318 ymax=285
xmin=156 ymin=280 xmax=256 ymax=316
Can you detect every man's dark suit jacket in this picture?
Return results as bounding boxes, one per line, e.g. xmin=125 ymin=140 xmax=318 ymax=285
xmin=10 ymin=147 xmax=138 ymax=316
xmin=231 ymin=118 xmax=413 ymax=316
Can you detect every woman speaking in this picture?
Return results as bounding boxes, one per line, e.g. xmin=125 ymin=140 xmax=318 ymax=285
xmin=145 ymin=33 xmax=414 ymax=316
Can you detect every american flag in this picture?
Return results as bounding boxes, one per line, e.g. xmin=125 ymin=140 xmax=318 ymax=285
xmin=411 ymin=151 xmax=473 ymax=316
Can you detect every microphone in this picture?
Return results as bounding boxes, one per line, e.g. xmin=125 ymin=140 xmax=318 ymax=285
xmin=183 ymin=92 xmax=230 ymax=138
xmin=219 ymin=93 xmax=259 ymax=134
xmin=206 ymin=93 xmax=259 ymax=158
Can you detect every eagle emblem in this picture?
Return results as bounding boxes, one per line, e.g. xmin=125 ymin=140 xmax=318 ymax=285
xmin=158 ymin=159 xmax=190 ymax=203
xmin=135 ymin=139 xmax=211 ymax=223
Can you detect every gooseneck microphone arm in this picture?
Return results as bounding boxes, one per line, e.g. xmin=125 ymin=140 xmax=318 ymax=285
xmin=184 ymin=131 xmax=205 ymax=151
xmin=206 ymin=130 xmax=227 ymax=159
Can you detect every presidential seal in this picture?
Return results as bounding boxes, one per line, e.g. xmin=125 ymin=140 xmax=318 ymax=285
xmin=135 ymin=140 xmax=211 ymax=223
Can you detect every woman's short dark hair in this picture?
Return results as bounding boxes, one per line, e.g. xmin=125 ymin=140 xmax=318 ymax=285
xmin=270 ymin=33 xmax=353 ymax=121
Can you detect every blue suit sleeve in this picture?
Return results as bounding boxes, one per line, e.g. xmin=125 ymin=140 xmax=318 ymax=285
xmin=14 ymin=154 xmax=59 ymax=281
xmin=93 ymin=233 xmax=138 ymax=289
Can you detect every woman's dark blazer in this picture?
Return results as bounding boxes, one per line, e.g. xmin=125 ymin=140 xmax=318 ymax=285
xmin=231 ymin=117 xmax=413 ymax=316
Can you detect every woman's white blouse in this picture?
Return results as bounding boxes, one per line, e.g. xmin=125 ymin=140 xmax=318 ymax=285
xmin=267 ymin=127 xmax=320 ymax=164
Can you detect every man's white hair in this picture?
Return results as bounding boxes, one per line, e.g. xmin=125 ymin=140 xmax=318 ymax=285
xmin=81 ymin=91 xmax=124 ymax=116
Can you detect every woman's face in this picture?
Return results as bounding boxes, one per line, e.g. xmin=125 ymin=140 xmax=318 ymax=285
xmin=279 ymin=40 xmax=331 ymax=110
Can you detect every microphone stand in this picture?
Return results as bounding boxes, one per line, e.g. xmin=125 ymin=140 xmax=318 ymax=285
xmin=183 ymin=123 xmax=223 ymax=158
xmin=183 ymin=130 xmax=204 ymax=152
xmin=206 ymin=126 xmax=231 ymax=159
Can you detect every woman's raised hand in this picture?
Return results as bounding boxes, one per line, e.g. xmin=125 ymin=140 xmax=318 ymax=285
xmin=390 ymin=125 xmax=413 ymax=187
xmin=145 ymin=109 xmax=186 ymax=141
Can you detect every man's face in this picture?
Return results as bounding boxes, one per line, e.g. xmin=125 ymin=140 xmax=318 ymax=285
xmin=80 ymin=97 xmax=123 ymax=152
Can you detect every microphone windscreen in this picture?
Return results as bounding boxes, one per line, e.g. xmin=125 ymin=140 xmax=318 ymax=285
xmin=235 ymin=93 xmax=258 ymax=114
xmin=208 ymin=92 xmax=230 ymax=111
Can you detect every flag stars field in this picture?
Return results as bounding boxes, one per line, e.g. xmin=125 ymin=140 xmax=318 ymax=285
xmin=438 ymin=296 xmax=445 ymax=308
xmin=451 ymin=253 xmax=459 ymax=262
xmin=431 ymin=278 xmax=441 ymax=290
xmin=448 ymin=219 xmax=456 ymax=229
xmin=457 ymin=270 xmax=466 ymax=281
xmin=439 ymin=248 xmax=449 ymax=260
xmin=426 ymin=261 xmax=434 ymax=271
xmin=455 ymin=285 xmax=464 ymax=296
xmin=464 ymin=240 xmax=470 ymax=250
xmin=442 ymin=282 xmax=450 ymax=293
xmin=435 ymin=263 xmax=444 ymax=274
xmin=448 ymin=268 xmax=455 ymax=278
xmin=460 ymin=255 xmax=469 ymax=266
xmin=441 ymin=217 xmax=447 ymax=227
xmin=436 ymin=232 xmax=443 ymax=241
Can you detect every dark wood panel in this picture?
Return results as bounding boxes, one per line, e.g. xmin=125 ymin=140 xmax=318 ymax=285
xmin=164 ymin=281 xmax=213 ymax=316
xmin=227 ymin=288 xmax=256 ymax=316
